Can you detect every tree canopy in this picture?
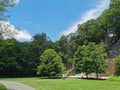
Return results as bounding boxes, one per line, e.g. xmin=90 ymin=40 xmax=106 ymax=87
xmin=37 ymin=49 xmax=64 ymax=78
xmin=74 ymin=43 xmax=107 ymax=78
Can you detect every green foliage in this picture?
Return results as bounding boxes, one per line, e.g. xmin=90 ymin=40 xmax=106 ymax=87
xmin=0 ymin=39 xmax=22 ymax=77
xmin=0 ymin=0 xmax=15 ymax=39
xmin=0 ymin=0 xmax=14 ymax=20
xmin=107 ymin=76 xmax=120 ymax=82
xmin=70 ymin=0 xmax=120 ymax=53
xmin=55 ymin=36 xmax=70 ymax=63
xmin=28 ymin=33 xmax=54 ymax=76
xmin=77 ymin=19 xmax=105 ymax=44
xmin=115 ymin=55 xmax=120 ymax=75
xmin=55 ymin=35 xmax=77 ymax=67
xmin=74 ymin=42 xmax=107 ymax=78
xmin=0 ymin=33 xmax=55 ymax=77
xmin=37 ymin=49 xmax=65 ymax=77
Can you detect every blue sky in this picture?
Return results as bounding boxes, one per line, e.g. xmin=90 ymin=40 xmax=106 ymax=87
xmin=7 ymin=0 xmax=110 ymax=41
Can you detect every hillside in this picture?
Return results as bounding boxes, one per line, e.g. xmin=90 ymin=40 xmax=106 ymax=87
xmin=57 ymin=0 xmax=120 ymax=76
xmin=64 ymin=0 xmax=120 ymax=56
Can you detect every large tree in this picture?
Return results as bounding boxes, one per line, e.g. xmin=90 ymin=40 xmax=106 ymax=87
xmin=0 ymin=39 xmax=22 ymax=77
xmin=37 ymin=49 xmax=64 ymax=78
xmin=74 ymin=43 xmax=107 ymax=78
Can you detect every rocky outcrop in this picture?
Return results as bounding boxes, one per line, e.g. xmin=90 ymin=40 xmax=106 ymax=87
xmin=109 ymin=39 xmax=120 ymax=57
xmin=106 ymin=56 xmax=115 ymax=76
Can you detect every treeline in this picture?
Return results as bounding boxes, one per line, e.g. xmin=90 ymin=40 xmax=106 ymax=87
xmin=0 ymin=33 xmax=107 ymax=78
xmin=0 ymin=33 xmax=54 ymax=77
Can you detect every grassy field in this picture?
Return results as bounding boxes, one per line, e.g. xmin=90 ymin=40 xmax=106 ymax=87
xmin=0 ymin=83 xmax=6 ymax=90
xmin=1 ymin=77 xmax=120 ymax=90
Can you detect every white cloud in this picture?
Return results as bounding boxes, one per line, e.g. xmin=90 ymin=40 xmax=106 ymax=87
xmin=14 ymin=30 xmax=32 ymax=41
xmin=0 ymin=20 xmax=32 ymax=41
xmin=13 ymin=0 xmax=20 ymax=5
xmin=61 ymin=0 xmax=110 ymax=36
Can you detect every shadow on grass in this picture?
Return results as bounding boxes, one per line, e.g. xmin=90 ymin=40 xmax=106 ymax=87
xmin=79 ymin=77 xmax=106 ymax=80
xmin=38 ymin=76 xmax=62 ymax=79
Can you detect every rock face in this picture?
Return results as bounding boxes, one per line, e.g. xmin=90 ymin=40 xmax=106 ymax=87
xmin=109 ymin=39 xmax=120 ymax=57
xmin=105 ymin=38 xmax=120 ymax=76
xmin=106 ymin=56 xmax=115 ymax=76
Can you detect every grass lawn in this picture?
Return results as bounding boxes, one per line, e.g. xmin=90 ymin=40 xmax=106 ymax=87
xmin=1 ymin=77 xmax=120 ymax=90
xmin=0 ymin=83 xmax=6 ymax=90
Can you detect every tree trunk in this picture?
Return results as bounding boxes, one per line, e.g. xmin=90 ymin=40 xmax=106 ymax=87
xmin=96 ymin=72 xmax=99 ymax=79
xmin=86 ymin=73 xmax=88 ymax=78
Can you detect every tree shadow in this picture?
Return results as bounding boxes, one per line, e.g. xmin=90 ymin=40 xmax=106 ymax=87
xmin=38 ymin=76 xmax=62 ymax=79
xmin=77 ymin=77 xmax=106 ymax=80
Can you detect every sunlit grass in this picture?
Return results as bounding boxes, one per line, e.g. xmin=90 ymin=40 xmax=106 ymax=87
xmin=1 ymin=77 xmax=120 ymax=90
xmin=0 ymin=83 xmax=6 ymax=90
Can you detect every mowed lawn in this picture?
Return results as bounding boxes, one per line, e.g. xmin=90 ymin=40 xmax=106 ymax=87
xmin=1 ymin=77 xmax=120 ymax=90
xmin=0 ymin=83 xmax=6 ymax=90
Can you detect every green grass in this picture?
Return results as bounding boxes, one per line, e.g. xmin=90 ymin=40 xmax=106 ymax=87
xmin=107 ymin=76 xmax=120 ymax=82
xmin=0 ymin=83 xmax=6 ymax=90
xmin=1 ymin=77 xmax=120 ymax=90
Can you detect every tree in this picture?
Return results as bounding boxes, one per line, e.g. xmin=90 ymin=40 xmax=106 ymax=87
xmin=90 ymin=43 xmax=107 ymax=78
xmin=74 ymin=43 xmax=107 ymax=79
xmin=37 ymin=49 xmax=64 ymax=78
xmin=0 ymin=0 xmax=14 ymax=20
xmin=29 ymin=33 xmax=54 ymax=75
xmin=55 ymin=35 xmax=69 ymax=63
xmin=0 ymin=0 xmax=15 ymax=39
xmin=115 ymin=55 xmax=120 ymax=75
xmin=77 ymin=19 xmax=105 ymax=44
xmin=74 ymin=44 xmax=94 ymax=78
xmin=0 ymin=33 xmax=55 ymax=77
xmin=0 ymin=39 xmax=22 ymax=77
xmin=65 ymin=0 xmax=120 ymax=56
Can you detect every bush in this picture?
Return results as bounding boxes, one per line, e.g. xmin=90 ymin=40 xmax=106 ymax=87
xmin=115 ymin=55 xmax=120 ymax=75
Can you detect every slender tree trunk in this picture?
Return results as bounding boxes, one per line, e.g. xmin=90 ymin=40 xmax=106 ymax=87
xmin=86 ymin=75 xmax=88 ymax=78
xmin=96 ymin=72 xmax=99 ymax=79
xmin=86 ymin=73 xmax=88 ymax=78
xmin=96 ymin=65 xmax=99 ymax=79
